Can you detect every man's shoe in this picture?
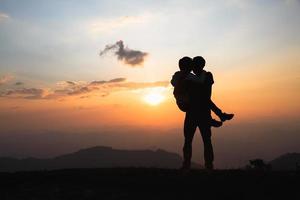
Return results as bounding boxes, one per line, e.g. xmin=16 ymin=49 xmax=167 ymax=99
xmin=211 ymin=119 xmax=223 ymax=127
xmin=180 ymin=161 xmax=191 ymax=173
xmin=205 ymin=162 xmax=214 ymax=170
xmin=220 ymin=113 xmax=234 ymax=122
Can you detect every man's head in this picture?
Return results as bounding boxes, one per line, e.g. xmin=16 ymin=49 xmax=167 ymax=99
xmin=179 ymin=56 xmax=193 ymax=73
xmin=192 ymin=56 xmax=206 ymax=75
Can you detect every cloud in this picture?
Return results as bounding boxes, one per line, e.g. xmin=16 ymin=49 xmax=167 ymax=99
xmin=108 ymin=77 xmax=127 ymax=83
xmin=67 ymin=86 xmax=91 ymax=96
xmin=15 ymin=82 xmax=24 ymax=86
xmin=65 ymin=81 xmax=76 ymax=86
xmin=100 ymin=40 xmax=148 ymax=67
xmin=0 ymin=12 xmax=10 ymax=22
xmin=90 ymin=77 xmax=126 ymax=85
xmin=52 ymin=78 xmax=168 ymax=98
xmin=48 ymin=78 xmax=169 ymax=99
xmin=0 ymin=78 xmax=169 ymax=100
xmin=0 ymin=88 xmax=45 ymax=99
xmin=0 ymin=75 xmax=13 ymax=85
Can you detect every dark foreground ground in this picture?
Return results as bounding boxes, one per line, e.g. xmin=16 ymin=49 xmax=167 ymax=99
xmin=0 ymin=168 xmax=299 ymax=200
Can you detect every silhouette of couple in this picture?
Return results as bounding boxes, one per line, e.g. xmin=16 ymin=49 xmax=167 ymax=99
xmin=171 ymin=56 xmax=234 ymax=170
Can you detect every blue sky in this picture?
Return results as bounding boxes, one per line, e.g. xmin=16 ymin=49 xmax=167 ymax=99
xmin=1 ymin=0 xmax=299 ymax=85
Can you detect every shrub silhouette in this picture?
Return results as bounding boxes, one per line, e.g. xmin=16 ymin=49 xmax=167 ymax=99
xmin=246 ymin=159 xmax=271 ymax=171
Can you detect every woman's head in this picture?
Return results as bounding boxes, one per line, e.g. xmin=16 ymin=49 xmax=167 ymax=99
xmin=179 ymin=56 xmax=193 ymax=72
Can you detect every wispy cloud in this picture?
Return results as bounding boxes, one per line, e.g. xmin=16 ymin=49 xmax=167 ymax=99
xmin=0 ymin=12 xmax=10 ymax=22
xmin=15 ymin=82 xmax=24 ymax=86
xmin=0 ymin=88 xmax=45 ymax=99
xmin=90 ymin=77 xmax=127 ymax=85
xmin=100 ymin=40 xmax=148 ymax=67
xmin=0 ymin=78 xmax=169 ymax=100
xmin=0 ymin=75 xmax=13 ymax=85
xmin=49 ymin=78 xmax=168 ymax=99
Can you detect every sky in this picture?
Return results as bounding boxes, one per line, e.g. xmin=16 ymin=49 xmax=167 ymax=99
xmin=0 ymin=0 xmax=300 ymax=168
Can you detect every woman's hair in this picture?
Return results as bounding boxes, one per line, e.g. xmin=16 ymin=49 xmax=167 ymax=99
xmin=179 ymin=56 xmax=192 ymax=71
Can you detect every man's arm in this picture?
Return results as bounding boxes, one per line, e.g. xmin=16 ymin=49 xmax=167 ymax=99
xmin=186 ymin=72 xmax=206 ymax=83
xmin=205 ymin=71 xmax=214 ymax=98
xmin=206 ymin=71 xmax=214 ymax=84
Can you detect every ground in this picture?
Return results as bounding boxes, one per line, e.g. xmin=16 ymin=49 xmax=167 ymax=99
xmin=0 ymin=168 xmax=299 ymax=200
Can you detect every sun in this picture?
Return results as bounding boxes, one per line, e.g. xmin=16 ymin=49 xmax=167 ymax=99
xmin=143 ymin=91 xmax=165 ymax=106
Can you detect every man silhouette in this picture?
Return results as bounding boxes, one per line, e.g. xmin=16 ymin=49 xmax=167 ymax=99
xmin=181 ymin=56 xmax=233 ymax=170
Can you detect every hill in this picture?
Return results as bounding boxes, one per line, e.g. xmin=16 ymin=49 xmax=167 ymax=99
xmin=269 ymin=152 xmax=300 ymax=170
xmin=0 ymin=146 xmax=200 ymax=172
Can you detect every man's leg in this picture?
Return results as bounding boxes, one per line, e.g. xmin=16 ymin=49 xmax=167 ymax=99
xmin=210 ymin=100 xmax=234 ymax=122
xmin=182 ymin=113 xmax=197 ymax=170
xmin=199 ymin=125 xmax=214 ymax=169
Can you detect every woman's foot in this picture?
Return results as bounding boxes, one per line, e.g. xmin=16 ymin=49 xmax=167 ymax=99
xmin=220 ymin=113 xmax=234 ymax=122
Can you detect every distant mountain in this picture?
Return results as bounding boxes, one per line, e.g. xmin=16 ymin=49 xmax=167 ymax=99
xmin=269 ymin=153 xmax=300 ymax=170
xmin=0 ymin=146 xmax=200 ymax=172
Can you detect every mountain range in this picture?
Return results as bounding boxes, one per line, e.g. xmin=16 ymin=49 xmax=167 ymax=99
xmin=0 ymin=146 xmax=200 ymax=172
xmin=1 ymin=146 xmax=299 ymax=172
xmin=269 ymin=152 xmax=300 ymax=170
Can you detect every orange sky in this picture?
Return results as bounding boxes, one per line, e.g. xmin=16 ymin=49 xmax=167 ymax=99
xmin=0 ymin=0 xmax=300 ymax=168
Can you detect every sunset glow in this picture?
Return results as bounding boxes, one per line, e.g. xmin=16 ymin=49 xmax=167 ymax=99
xmin=0 ymin=0 xmax=299 ymax=168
